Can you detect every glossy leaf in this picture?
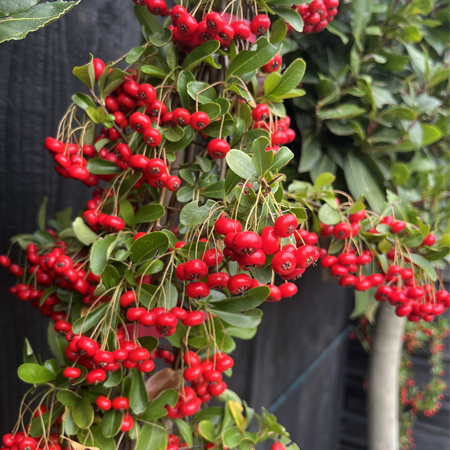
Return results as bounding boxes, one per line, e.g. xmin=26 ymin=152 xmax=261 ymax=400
xmin=130 ymin=232 xmax=169 ymax=264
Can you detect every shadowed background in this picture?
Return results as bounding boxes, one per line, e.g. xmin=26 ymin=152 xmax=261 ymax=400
xmin=0 ymin=2 xmax=447 ymax=449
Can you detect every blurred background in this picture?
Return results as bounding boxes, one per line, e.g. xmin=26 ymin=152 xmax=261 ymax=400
xmin=0 ymin=2 xmax=448 ymax=449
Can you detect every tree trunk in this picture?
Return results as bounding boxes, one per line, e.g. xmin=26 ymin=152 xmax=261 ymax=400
xmin=368 ymin=302 xmax=406 ymax=450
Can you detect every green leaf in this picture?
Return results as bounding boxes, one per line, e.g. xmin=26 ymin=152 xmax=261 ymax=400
xmin=410 ymin=253 xmax=437 ymax=281
xmin=102 ymin=409 xmax=123 ymax=438
xmin=134 ymin=204 xmax=165 ymax=224
xmin=318 ymin=203 xmax=341 ymax=225
xmin=391 ymin=163 xmax=410 ymax=186
xmin=317 ymin=104 xmax=366 ymax=120
xmin=272 ymin=7 xmax=303 ymax=32
xmin=203 ymin=180 xmax=225 ymax=199
xmin=73 ymin=217 xmax=98 ymax=246
xmin=120 ymin=200 xmax=135 ymax=226
xmin=101 ymin=68 xmax=128 ymax=101
xmin=270 ymin=19 xmax=287 ymax=44
xmin=187 ymin=82 xmax=217 ymax=104
xmin=129 ymin=232 xmax=169 ymax=264
xmin=91 ymin=424 xmax=116 ymax=450
xmin=379 ymin=107 xmax=415 ymax=121
xmin=29 ymin=404 xmax=64 ymax=437
xmin=343 ymin=154 xmax=385 ymax=212
xmin=139 ymin=389 xmax=178 ymax=420
xmin=313 ymin=172 xmax=335 ymax=192
xmin=222 ymin=426 xmax=243 ymax=448
xmin=130 ymin=368 xmax=149 ymax=414
xmin=227 ymin=37 xmax=278 ymax=79
xmin=326 ymin=21 xmax=350 ymax=44
xmin=166 ymin=127 xmax=195 ymax=153
xmin=126 ymin=46 xmax=146 ymax=63
xmin=198 ymin=421 xmax=216 ymax=442
xmin=135 ymin=422 xmax=168 ymax=450
xmin=165 ymin=125 xmax=184 ymax=142
xmin=212 ymin=287 xmax=270 ymax=312
xmin=199 ymin=103 xmax=221 ymax=120
xmin=252 ymin=140 xmax=273 ymax=177
xmin=177 ymin=71 xmax=195 ymax=110
xmin=202 ymin=113 xmax=236 ymax=138
xmin=180 ymin=200 xmax=220 ymax=227
xmin=0 ymin=1 xmax=81 ymax=44
xmin=299 ymin=137 xmax=322 ymax=173
xmin=134 ymin=4 xmax=161 ymax=35
xmin=269 ymin=146 xmax=293 ymax=171
xmin=57 ymin=390 xmax=81 ymax=406
xmin=174 ymin=419 xmax=194 ymax=447
xmin=351 ymin=0 xmax=372 ymax=41
xmin=18 ymin=363 xmax=54 ymax=384
xmin=141 ymin=65 xmax=168 ymax=78
xmin=104 ymin=369 xmax=123 ymax=388
xmin=226 ymin=150 xmax=257 ymax=181
xmin=37 ymin=196 xmax=47 ymax=230
xmin=72 ymin=303 xmax=109 ymax=334
xmin=72 ymin=53 xmax=95 ymax=90
xmin=265 ymin=58 xmax=306 ymax=98
xmin=90 ymin=235 xmax=119 ymax=275
xmin=182 ymin=41 xmax=221 ymax=71
xmin=396 ymin=124 xmax=442 ymax=151
xmin=0 ymin=0 xmax=40 ymax=16
xmin=87 ymin=158 xmax=120 ymax=175
xmin=211 ymin=309 xmax=263 ymax=328
xmin=72 ymin=397 xmax=94 ymax=429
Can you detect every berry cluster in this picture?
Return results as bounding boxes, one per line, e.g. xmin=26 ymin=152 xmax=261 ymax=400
xmin=252 ymin=105 xmax=296 ymax=153
xmin=2 ymin=431 xmax=61 ymax=450
xmin=296 ymin=0 xmax=339 ymax=34
xmin=318 ymin=210 xmax=447 ymax=323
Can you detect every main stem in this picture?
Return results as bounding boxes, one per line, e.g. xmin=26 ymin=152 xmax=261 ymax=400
xmin=368 ymin=302 xmax=406 ymax=450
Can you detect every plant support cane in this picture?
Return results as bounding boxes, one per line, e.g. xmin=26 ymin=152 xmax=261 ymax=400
xmin=368 ymin=302 xmax=406 ymax=450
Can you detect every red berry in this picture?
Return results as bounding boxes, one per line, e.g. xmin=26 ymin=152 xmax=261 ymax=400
xmin=120 ymin=414 xmax=134 ymax=432
xmin=207 ymin=139 xmax=230 ymax=159
xmin=177 ymin=13 xmax=198 ymax=37
xmin=86 ymin=368 xmax=106 ymax=385
xmin=250 ymin=14 xmax=270 ymax=35
xmin=93 ymin=58 xmax=105 ymax=81
xmin=261 ymin=226 xmax=280 ymax=255
xmin=333 ymin=223 xmax=351 ymax=239
xmin=184 ymin=259 xmax=209 ymax=280
xmin=232 ymin=231 xmax=262 ymax=255
xmin=295 ymin=245 xmax=318 ymax=268
xmin=279 ymin=282 xmax=298 ymax=298
xmin=227 ymin=274 xmax=252 ymax=294
xmin=391 ymin=221 xmax=406 ymax=234
xmin=63 ymin=367 xmax=81 ymax=381
xmin=271 ymin=251 xmax=297 ymax=275
xmin=205 ymin=12 xmax=224 ymax=33
xmin=202 ymin=249 xmax=223 ymax=266
xmin=166 ymin=175 xmax=181 ymax=191
xmin=252 ymin=104 xmax=269 ymax=121
xmin=0 ymin=255 xmax=11 ymax=268
xmin=138 ymin=84 xmax=157 ymax=104
xmin=130 ymin=112 xmax=152 ymax=133
xmin=214 ymin=217 xmax=242 ymax=235
xmin=143 ymin=128 xmax=162 ymax=146
xmin=262 ymin=54 xmax=282 ymax=73
xmin=173 ymin=108 xmax=191 ymax=127
xmin=422 ymin=234 xmax=436 ymax=246
xmin=96 ymin=395 xmax=112 ymax=411
xmin=190 ymin=112 xmax=209 ymax=130
xmin=182 ymin=311 xmax=204 ymax=327
xmin=104 ymin=216 xmax=125 ymax=232
xmin=274 ymin=214 xmax=298 ymax=238
xmin=186 ymin=281 xmax=210 ymax=299
xmin=112 ymin=397 xmax=130 ymax=411
xmin=266 ymin=284 xmax=282 ymax=302
xmin=231 ymin=21 xmax=251 ymax=39
xmin=146 ymin=158 xmax=167 ymax=178
xmin=206 ymin=272 xmax=230 ymax=290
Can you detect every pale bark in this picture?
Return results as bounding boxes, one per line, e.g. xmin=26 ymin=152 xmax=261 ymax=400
xmin=368 ymin=302 xmax=406 ymax=450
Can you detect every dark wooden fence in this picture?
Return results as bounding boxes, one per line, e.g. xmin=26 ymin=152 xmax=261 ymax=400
xmin=0 ymin=3 xmax=355 ymax=448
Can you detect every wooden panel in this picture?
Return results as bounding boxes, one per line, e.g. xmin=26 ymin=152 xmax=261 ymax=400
xmin=0 ymin=2 xmax=141 ymax=431
xmin=229 ymin=266 xmax=353 ymax=449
